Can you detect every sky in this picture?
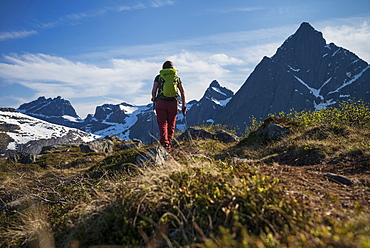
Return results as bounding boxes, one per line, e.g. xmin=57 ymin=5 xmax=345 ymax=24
xmin=1 ymin=0 xmax=370 ymax=118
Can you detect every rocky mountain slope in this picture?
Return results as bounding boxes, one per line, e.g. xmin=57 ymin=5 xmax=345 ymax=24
xmin=0 ymin=108 xmax=98 ymax=154
xmin=186 ymin=80 xmax=233 ymax=126
xmin=18 ymin=96 xmax=83 ymax=128
xmin=216 ymin=22 xmax=370 ymax=130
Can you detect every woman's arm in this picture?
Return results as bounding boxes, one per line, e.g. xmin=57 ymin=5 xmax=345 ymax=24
xmin=178 ymin=83 xmax=186 ymax=115
xmin=151 ymin=81 xmax=159 ymax=102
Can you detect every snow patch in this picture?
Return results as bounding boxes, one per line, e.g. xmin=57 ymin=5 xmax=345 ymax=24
xmin=294 ymin=76 xmax=332 ymax=100
xmin=329 ymin=65 xmax=370 ymax=94
xmin=211 ymin=87 xmax=227 ymax=96
xmin=332 ymin=48 xmax=341 ymax=57
xmin=120 ymin=104 xmax=138 ymax=114
xmin=0 ymin=110 xmax=97 ymax=150
xmin=294 ymin=76 xmax=323 ymax=99
xmin=63 ymin=115 xmax=83 ymax=122
xmin=287 ymin=65 xmax=300 ymax=72
xmin=314 ymin=99 xmax=336 ymax=110
xmin=212 ymin=97 xmax=232 ymax=107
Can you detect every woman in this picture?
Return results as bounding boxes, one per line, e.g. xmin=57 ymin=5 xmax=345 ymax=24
xmin=151 ymin=61 xmax=186 ymax=150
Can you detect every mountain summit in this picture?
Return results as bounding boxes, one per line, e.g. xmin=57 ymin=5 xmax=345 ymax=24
xmin=216 ymin=22 xmax=370 ymax=130
xmin=186 ymin=80 xmax=233 ymax=126
xmin=17 ymin=96 xmax=82 ymax=127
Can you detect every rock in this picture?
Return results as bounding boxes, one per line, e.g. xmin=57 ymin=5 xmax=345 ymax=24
xmin=104 ymin=135 xmax=122 ymax=142
xmin=120 ymin=139 xmax=143 ymax=150
xmin=6 ymin=151 xmax=36 ymax=164
xmin=40 ymin=145 xmax=60 ymax=154
xmin=232 ymin=157 xmax=254 ymax=163
xmin=79 ymin=139 xmax=114 ymax=153
xmin=215 ymin=130 xmax=239 ymax=143
xmin=324 ymin=173 xmax=362 ymax=186
xmin=135 ymin=146 xmax=171 ymax=167
xmin=178 ymin=127 xmax=239 ymax=143
xmin=255 ymin=124 xmax=290 ymax=140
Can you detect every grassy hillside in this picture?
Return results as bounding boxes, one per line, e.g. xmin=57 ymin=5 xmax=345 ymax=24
xmin=0 ymin=100 xmax=369 ymax=248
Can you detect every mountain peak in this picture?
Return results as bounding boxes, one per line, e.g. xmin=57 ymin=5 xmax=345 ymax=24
xmin=271 ymin=22 xmax=327 ymax=70
xmin=298 ymin=22 xmax=314 ymax=30
xmin=210 ymin=80 xmax=221 ymax=88
xmin=204 ymin=80 xmax=233 ymax=101
xmin=282 ymin=22 xmax=324 ymax=46
xmin=18 ymin=96 xmax=79 ymax=119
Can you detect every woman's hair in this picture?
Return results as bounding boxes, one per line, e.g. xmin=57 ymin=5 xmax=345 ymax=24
xmin=162 ymin=61 xmax=174 ymax=69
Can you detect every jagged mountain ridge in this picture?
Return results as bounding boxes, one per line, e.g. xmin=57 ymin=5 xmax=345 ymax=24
xmin=216 ymin=22 xmax=370 ymax=130
xmin=18 ymin=96 xmax=82 ymax=127
xmin=14 ymin=81 xmax=231 ymax=144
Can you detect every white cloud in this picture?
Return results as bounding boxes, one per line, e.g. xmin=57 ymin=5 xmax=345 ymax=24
xmin=0 ymin=53 xmax=152 ymax=100
xmin=0 ymin=30 xmax=38 ymax=41
xmin=207 ymin=7 xmax=263 ymax=13
xmin=149 ymin=0 xmax=174 ymax=8
xmin=319 ymin=18 xmax=370 ymax=62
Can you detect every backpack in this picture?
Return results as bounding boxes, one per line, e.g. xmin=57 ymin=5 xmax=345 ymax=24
xmin=158 ymin=68 xmax=179 ymax=98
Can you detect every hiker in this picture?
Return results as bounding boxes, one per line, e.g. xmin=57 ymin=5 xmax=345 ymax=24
xmin=151 ymin=61 xmax=186 ymax=150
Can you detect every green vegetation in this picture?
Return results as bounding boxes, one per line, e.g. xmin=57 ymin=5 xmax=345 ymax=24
xmin=0 ymin=100 xmax=369 ymax=247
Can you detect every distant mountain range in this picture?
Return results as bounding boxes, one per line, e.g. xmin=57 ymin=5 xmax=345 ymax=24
xmin=15 ymin=79 xmax=232 ymax=144
xmin=1 ymin=22 xmax=369 ymax=152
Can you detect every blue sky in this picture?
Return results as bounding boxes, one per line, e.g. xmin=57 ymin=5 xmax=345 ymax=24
xmin=1 ymin=0 xmax=370 ymax=118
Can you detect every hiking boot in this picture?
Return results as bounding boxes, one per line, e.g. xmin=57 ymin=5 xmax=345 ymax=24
xmin=163 ymin=143 xmax=172 ymax=151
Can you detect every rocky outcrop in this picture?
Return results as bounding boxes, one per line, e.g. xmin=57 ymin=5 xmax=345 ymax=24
xmin=6 ymin=151 xmax=36 ymax=164
xmin=120 ymin=139 xmax=143 ymax=150
xmin=254 ymin=124 xmax=290 ymax=141
xmin=79 ymin=139 xmax=114 ymax=153
xmin=135 ymin=146 xmax=171 ymax=167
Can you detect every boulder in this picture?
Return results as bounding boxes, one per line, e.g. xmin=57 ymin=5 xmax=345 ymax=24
xmin=120 ymin=139 xmax=143 ymax=150
xmin=215 ymin=130 xmax=239 ymax=143
xmin=136 ymin=146 xmax=171 ymax=167
xmin=79 ymin=139 xmax=114 ymax=153
xmin=255 ymin=124 xmax=290 ymax=140
xmin=6 ymin=151 xmax=36 ymax=164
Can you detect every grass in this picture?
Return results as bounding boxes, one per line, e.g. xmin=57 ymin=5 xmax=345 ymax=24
xmin=0 ymin=100 xmax=369 ymax=247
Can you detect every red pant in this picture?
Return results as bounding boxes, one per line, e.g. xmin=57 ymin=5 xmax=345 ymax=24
xmin=155 ymin=100 xmax=178 ymax=147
